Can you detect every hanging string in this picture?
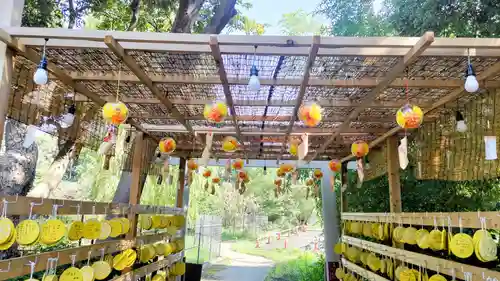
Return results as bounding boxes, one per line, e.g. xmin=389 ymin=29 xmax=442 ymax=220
xmin=404 ymin=67 xmax=410 ymax=138
xmin=116 ymin=62 xmax=122 ymax=102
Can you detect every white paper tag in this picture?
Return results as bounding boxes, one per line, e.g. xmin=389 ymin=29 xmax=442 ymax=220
xmin=484 ymin=136 xmax=497 ymax=160
xmin=23 ymin=125 xmax=38 ymax=148
xmin=398 ymin=137 xmax=409 ymax=169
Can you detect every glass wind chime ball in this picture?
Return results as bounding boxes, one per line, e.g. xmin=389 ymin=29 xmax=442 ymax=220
xmin=202 ymin=169 xmax=211 ymax=178
xmin=351 ymin=140 xmax=369 ymax=158
xmin=288 ymin=138 xmax=300 ymax=156
xmin=158 ymin=137 xmax=176 ymax=154
xmin=313 ymin=169 xmax=323 ymax=179
xmin=102 ymin=102 xmax=129 ymax=125
xmin=298 ymin=102 xmax=322 ymax=127
xmin=396 ymin=104 xmax=424 ymax=129
xmin=222 ymin=136 xmax=239 ymax=152
xmin=279 ymin=163 xmax=294 ymax=173
xmin=232 ymin=158 xmax=244 ymax=170
xmin=187 ymin=159 xmax=198 ymax=170
xmin=204 ymin=102 xmax=228 ymax=123
xmin=328 ymin=159 xmax=341 ymax=173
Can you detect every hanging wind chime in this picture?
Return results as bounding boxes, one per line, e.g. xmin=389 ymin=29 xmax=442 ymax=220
xmin=328 ymin=159 xmax=341 ymax=192
xmin=351 ymin=140 xmax=369 ymax=187
xmin=202 ymin=168 xmax=212 ymax=191
xmin=395 ymin=69 xmax=424 ymax=170
xmin=100 ymin=64 xmax=129 ymax=155
xmin=312 ymin=169 xmax=323 ymax=197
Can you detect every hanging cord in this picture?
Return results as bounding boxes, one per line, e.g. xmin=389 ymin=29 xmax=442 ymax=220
xmin=116 ymin=62 xmax=122 ymax=102
xmin=404 ymin=67 xmax=410 ymax=138
xmin=42 ymin=38 xmax=48 ymax=59
xmin=467 ymin=48 xmax=471 ymax=65
xmin=252 ymin=45 xmax=257 ymax=65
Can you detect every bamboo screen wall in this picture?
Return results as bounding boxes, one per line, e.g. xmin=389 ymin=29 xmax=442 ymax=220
xmin=414 ymin=88 xmax=500 ymax=181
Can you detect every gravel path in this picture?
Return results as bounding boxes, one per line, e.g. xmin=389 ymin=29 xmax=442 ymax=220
xmin=260 ymin=229 xmax=323 ymax=250
xmin=202 ymin=243 xmax=274 ymax=281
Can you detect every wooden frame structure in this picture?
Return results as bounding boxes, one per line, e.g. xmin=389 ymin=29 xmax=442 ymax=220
xmin=2 ymin=27 xmax=500 ymax=161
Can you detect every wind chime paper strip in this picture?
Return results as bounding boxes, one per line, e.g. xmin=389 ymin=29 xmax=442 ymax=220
xmin=484 ymin=136 xmax=497 ymax=160
xmin=398 ymin=137 xmax=409 ymax=170
xmin=23 ymin=125 xmax=38 ymax=148
xmin=297 ymin=134 xmax=308 ymax=166
xmin=200 ymin=132 xmax=213 ymax=166
xmin=356 ymin=158 xmax=364 ymax=188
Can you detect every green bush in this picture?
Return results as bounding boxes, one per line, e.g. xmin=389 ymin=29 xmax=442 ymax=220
xmin=265 ymin=253 xmax=325 ymax=281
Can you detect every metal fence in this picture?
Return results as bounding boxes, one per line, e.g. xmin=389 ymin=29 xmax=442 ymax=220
xmin=224 ymin=213 xmax=269 ymax=237
xmin=185 ymin=215 xmax=223 ymax=264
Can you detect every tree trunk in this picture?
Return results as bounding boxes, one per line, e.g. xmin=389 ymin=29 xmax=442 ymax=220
xmin=111 ymin=0 xmax=239 ymax=205
xmin=171 ymin=0 xmax=205 ymax=33
xmin=27 ymin=140 xmax=76 ymax=198
xmin=67 ymin=0 xmax=77 ymax=29
xmin=0 ymin=119 xmax=38 ymax=259
xmin=127 ymin=0 xmax=141 ymax=31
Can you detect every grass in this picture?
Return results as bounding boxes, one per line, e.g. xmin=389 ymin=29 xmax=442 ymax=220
xmin=265 ymin=253 xmax=325 ymax=281
xmin=231 ymin=240 xmax=304 ymax=263
xmin=221 ymin=229 xmax=257 ymax=241
xmin=184 ymin=235 xmax=213 ymax=264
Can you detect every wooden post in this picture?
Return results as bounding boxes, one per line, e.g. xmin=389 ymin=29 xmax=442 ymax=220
xmin=176 ymin=157 xmax=187 ymax=208
xmin=0 ymin=0 xmax=24 ymax=146
xmin=387 ymin=135 xmax=402 ymax=213
xmin=127 ymin=132 xmax=145 ymax=239
xmin=341 ymin=164 xmax=348 ymax=212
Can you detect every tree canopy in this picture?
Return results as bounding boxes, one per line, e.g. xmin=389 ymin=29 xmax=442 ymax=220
xmin=317 ymin=0 xmax=500 ymax=37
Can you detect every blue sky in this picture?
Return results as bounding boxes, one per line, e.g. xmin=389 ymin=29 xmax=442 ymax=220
xmin=240 ymin=0 xmax=327 ymax=35
xmin=236 ymin=0 xmax=383 ymax=35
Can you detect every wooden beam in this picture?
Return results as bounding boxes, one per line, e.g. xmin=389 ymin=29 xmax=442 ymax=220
xmin=176 ymin=157 xmax=186 ymax=208
xmin=209 ymin=36 xmax=245 ymax=153
xmin=7 ymin=27 xmax=500 ymax=57
xmin=127 ymin=132 xmax=145 ymax=239
xmin=129 ymin=114 xmax=397 ymax=123
xmin=0 ymin=31 xmax=156 ymax=141
xmin=311 ymin=31 xmax=435 ymax=161
xmin=139 ymin=124 xmax=388 ymax=135
xmin=69 ymin=72 xmax=481 ymax=89
xmin=386 ymin=135 xmax=401 ymax=213
xmin=343 ymin=235 xmax=500 ymax=281
xmin=279 ymin=36 xmax=320 ymax=162
xmin=104 ymin=35 xmax=200 ymax=143
xmin=341 ymin=61 xmax=500 ymax=163
xmin=75 ymin=95 xmax=430 ymax=109
xmin=341 ymin=211 xmax=500 ymax=229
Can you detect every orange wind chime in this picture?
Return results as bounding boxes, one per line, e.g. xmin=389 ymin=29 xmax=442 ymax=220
xmin=312 ymin=169 xmax=323 ymax=196
xmin=351 ymin=140 xmax=369 ymax=186
xmin=187 ymin=159 xmax=198 ymax=185
xmin=328 ymin=160 xmax=341 ymax=192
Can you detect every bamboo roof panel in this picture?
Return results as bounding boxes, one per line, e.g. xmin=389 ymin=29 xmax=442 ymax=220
xmin=406 ymin=57 xmax=500 ymax=80
xmin=224 ymin=55 xmax=283 ymax=79
xmin=129 ymin=51 xmax=218 ymax=77
xmin=311 ymin=57 xmax=400 ymax=79
xmin=4 ymin=28 xmax=500 ymax=160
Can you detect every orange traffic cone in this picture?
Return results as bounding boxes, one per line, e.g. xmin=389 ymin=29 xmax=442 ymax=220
xmin=284 ymin=239 xmax=288 ymax=249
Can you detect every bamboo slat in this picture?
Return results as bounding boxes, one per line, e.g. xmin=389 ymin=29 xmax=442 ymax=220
xmin=341 ymin=211 xmax=500 ymax=229
xmin=343 ymin=235 xmax=500 ymax=281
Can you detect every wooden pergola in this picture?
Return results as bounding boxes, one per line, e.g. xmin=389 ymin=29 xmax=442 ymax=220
xmin=2 ymin=27 xmax=500 ymax=164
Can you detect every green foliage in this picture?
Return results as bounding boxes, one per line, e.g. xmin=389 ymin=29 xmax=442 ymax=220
xmin=265 ymin=253 xmax=325 ymax=281
xmin=317 ymin=0 xmax=500 ymax=37
xmin=345 ymin=161 xmax=500 ymax=213
xmin=231 ymin=240 xmax=305 ymax=262
xmin=278 ymin=9 xmax=325 ymax=36
xmin=317 ymin=0 xmax=394 ymax=36
xmin=22 ymin=0 xmax=64 ymax=27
